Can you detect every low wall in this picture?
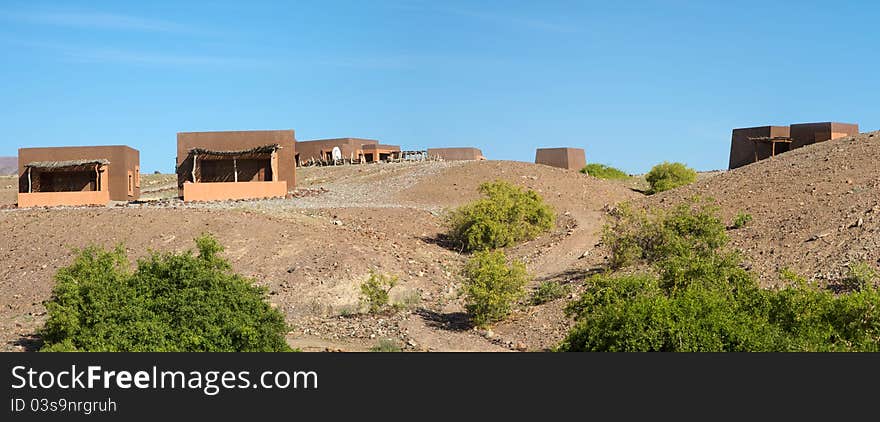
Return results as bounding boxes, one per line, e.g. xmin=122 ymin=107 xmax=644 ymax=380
xmin=183 ymin=181 xmax=287 ymax=202
xmin=18 ymin=191 xmax=110 ymax=208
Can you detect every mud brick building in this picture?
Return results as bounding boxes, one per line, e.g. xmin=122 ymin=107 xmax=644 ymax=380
xmin=17 ymin=145 xmax=140 ymax=207
xmin=729 ymin=122 xmax=859 ymax=169
xmin=296 ymin=138 xmax=400 ymax=165
xmin=789 ymin=122 xmax=859 ymax=149
xmin=427 ymin=147 xmax=486 ymax=161
xmin=176 ymin=130 xmax=295 ymax=201
xmin=728 ymin=126 xmax=791 ymax=170
xmin=534 ymin=147 xmax=586 ymax=170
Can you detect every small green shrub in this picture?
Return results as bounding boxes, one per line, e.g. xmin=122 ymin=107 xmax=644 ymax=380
xmin=779 ymin=267 xmax=809 ymax=285
xmin=580 ymin=163 xmax=630 ymax=180
xmin=842 ymin=261 xmax=879 ymax=291
xmin=645 ymin=162 xmax=697 ymax=194
xmin=446 ymin=180 xmax=556 ymax=252
xmin=41 ymin=235 xmax=292 ymax=352
xmin=360 ymin=270 xmax=399 ymax=313
xmin=732 ymin=212 xmax=753 ymax=229
xmin=531 ymin=281 xmax=569 ymax=305
xmin=463 ymin=250 xmax=530 ymax=327
xmin=371 ymin=338 xmax=402 ymax=352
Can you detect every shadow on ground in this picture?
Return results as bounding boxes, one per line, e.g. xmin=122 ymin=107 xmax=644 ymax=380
xmin=415 ymin=308 xmax=472 ymax=332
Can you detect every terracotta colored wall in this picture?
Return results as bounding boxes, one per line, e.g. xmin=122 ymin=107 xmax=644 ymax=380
xmin=427 ymin=147 xmax=485 ymax=161
xmin=295 ymin=138 xmax=380 ymax=163
xmin=728 ymin=126 xmax=791 ymax=170
xmin=177 ymin=130 xmax=296 ymax=192
xmin=183 ymin=181 xmax=287 ymax=202
xmin=18 ymin=191 xmax=110 ymax=208
xmin=18 ymin=145 xmax=139 ymax=202
xmin=790 ymin=122 xmax=859 ymax=149
xmin=535 ymin=148 xmax=586 ymax=170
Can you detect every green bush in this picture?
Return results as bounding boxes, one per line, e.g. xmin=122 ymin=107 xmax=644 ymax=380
xmin=360 ymin=270 xmax=399 ymax=313
xmin=602 ymin=199 xmax=728 ymax=270
xmin=580 ymin=163 xmax=630 ymax=180
xmin=732 ymin=212 xmax=753 ymax=229
xmin=645 ymin=162 xmax=697 ymax=194
xmin=446 ymin=180 xmax=556 ymax=252
xmin=463 ymin=250 xmax=530 ymax=327
xmin=41 ymin=235 xmax=292 ymax=352
xmin=559 ymin=203 xmax=880 ymax=352
xmin=531 ymin=281 xmax=570 ymax=305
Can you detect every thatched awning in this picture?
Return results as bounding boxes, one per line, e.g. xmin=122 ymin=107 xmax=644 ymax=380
xmin=25 ymin=159 xmax=110 ymax=170
xmin=189 ymin=144 xmax=280 ymax=157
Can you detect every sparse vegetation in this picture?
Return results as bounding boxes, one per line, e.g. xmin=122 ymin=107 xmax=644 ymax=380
xmin=40 ymin=235 xmax=292 ymax=352
xmin=531 ymin=281 xmax=569 ymax=305
xmin=645 ymin=161 xmax=697 ymax=194
xmin=580 ymin=163 xmax=630 ymax=180
xmin=732 ymin=212 xmax=753 ymax=229
xmin=371 ymin=338 xmax=403 ymax=352
xmin=360 ymin=270 xmax=399 ymax=313
xmin=842 ymin=261 xmax=879 ymax=291
xmin=559 ymin=201 xmax=880 ymax=352
xmin=446 ymin=180 xmax=556 ymax=252
xmin=463 ymin=250 xmax=530 ymax=327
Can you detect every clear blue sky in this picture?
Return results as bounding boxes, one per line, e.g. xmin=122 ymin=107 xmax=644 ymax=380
xmin=1 ymin=1 xmax=877 ymax=173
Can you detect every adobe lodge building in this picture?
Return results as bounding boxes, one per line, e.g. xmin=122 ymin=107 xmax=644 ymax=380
xmin=176 ymin=130 xmax=296 ymax=202
xmin=17 ymin=145 xmax=140 ymax=207
xmin=427 ymin=147 xmax=486 ymax=161
xmin=729 ymin=122 xmax=859 ymax=169
xmin=296 ymin=138 xmax=401 ymax=165
xmin=534 ymin=147 xmax=587 ymax=170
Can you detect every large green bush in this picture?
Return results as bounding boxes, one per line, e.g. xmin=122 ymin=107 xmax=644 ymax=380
xmin=580 ymin=163 xmax=630 ymax=180
xmin=446 ymin=180 xmax=555 ymax=252
xmin=463 ymin=250 xmax=530 ymax=327
xmin=40 ymin=235 xmax=292 ymax=352
xmin=559 ymin=201 xmax=880 ymax=352
xmin=645 ymin=162 xmax=697 ymax=194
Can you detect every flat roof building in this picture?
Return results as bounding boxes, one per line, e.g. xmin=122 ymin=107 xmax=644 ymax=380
xmin=729 ymin=126 xmax=791 ymax=170
xmin=729 ymin=122 xmax=859 ymax=169
xmin=535 ymin=147 xmax=586 ymax=170
xmin=296 ymin=138 xmax=400 ymax=165
xmin=176 ymin=130 xmax=295 ymax=202
xmin=427 ymin=147 xmax=486 ymax=161
xmin=18 ymin=145 xmax=140 ymax=207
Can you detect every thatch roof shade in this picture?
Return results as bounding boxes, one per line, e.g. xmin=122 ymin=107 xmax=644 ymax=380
xmin=188 ymin=144 xmax=280 ymax=157
xmin=25 ymin=159 xmax=110 ymax=170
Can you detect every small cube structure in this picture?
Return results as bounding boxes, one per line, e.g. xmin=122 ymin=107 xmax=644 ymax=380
xmin=729 ymin=126 xmax=791 ymax=170
xmin=427 ymin=147 xmax=486 ymax=161
xmin=177 ymin=130 xmax=295 ymax=202
xmin=296 ymin=138 xmax=400 ymax=165
xmin=535 ymin=147 xmax=586 ymax=170
xmin=789 ymin=122 xmax=859 ymax=149
xmin=17 ymin=145 xmax=140 ymax=207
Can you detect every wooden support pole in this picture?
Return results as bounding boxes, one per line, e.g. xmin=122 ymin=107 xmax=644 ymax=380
xmin=192 ymin=155 xmax=198 ymax=183
xmin=233 ymin=157 xmax=238 ymax=183
xmin=27 ymin=167 xmax=32 ymax=193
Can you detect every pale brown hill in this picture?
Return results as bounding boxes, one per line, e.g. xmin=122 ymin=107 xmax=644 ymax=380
xmin=0 ymin=157 xmax=15 ymax=176
xmin=643 ymin=131 xmax=880 ymax=286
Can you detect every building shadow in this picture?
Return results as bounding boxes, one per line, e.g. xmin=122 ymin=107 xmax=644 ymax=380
xmin=415 ymin=308 xmax=472 ymax=332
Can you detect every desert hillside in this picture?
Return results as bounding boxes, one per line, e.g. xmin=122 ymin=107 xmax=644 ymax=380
xmin=643 ymin=131 xmax=880 ymax=287
xmin=0 ymin=160 xmax=638 ymax=352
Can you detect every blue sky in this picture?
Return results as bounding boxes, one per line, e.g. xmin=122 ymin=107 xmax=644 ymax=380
xmin=1 ymin=1 xmax=877 ymax=173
